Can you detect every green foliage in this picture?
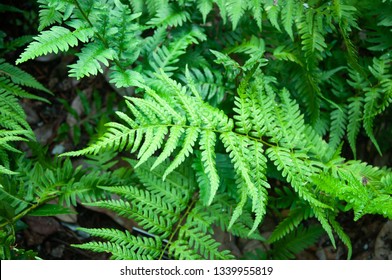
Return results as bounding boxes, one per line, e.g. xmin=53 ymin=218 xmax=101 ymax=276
xmin=0 ymin=58 xmax=49 ymax=176
xmin=2 ymin=0 xmax=392 ymax=260
xmin=74 ymin=158 xmax=239 ymax=260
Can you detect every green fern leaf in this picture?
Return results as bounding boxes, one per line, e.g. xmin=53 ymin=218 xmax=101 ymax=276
xmin=297 ymin=10 xmax=327 ymax=61
xmin=0 ymin=77 xmax=47 ymax=102
xmin=312 ymin=207 xmax=336 ymax=248
xmin=264 ymin=1 xmax=281 ymax=31
xmin=74 ymin=241 xmax=153 ymax=260
xmin=199 ymin=130 xmax=219 ymax=205
xmin=163 ymin=127 xmax=199 ymax=180
xmin=221 ymin=132 xmax=267 ymax=232
xmin=347 ymin=96 xmax=363 ymax=157
xmin=149 ymin=26 xmax=206 ymax=74
xmin=98 ymin=185 xmax=179 ymax=220
xmin=0 ymin=91 xmax=33 ymax=134
xmin=37 ymin=1 xmax=63 ymax=31
xmin=0 ymin=187 xmax=30 ymax=215
xmin=129 ymin=157 xmax=194 ymax=206
xmin=363 ymin=88 xmax=382 ymax=155
xmin=68 ymin=42 xmax=115 ymax=79
xmin=0 ymin=59 xmax=50 ymax=94
xmin=268 ymin=206 xmax=312 ymax=243
xmin=75 ymin=227 xmax=162 ymax=259
xmin=85 ymin=199 xmax=172 ymax=237
xmin=270 ymin=225 xmax=324 ymax=259
xmin=281 ymin=0 xmax=296 ymax=40
xmin=197 ymin=0 xmax=213 ymax=23
xmin=181 ymin=227 xmax=234 ymax=259
xmin=226 ymin=0 xmax=247 ymax=30
xmin=266 ymin=146 xmax=328 ymax=209
xmin=169 ymin=240 xmax=203 ymax=260
xmin=135 ymin=126 xmax=168 ymax=168
xmin=249 ymin=0 xmax=263 ymax=30
xmin=61 ymin=122 xmax=135 ymax=156
xmin=147 ymin=4 xmax=190 ymax=27
xmin=16 ymin=26 xmax=79 ymax=64
xmin=329 ymin=106 xmax=347 ymax=150
xmin=151 ymin=126 xmax=184 ymax=170
xmin=109 ymin=68 xmax=144 ymax=88
xmin=329 ymin=218 xmax=352 ymax=259
xmin=181 ymin=67 xmax=225 ymax=104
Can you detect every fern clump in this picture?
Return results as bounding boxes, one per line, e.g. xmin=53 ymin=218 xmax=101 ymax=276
xmin=64 ymin=66 xmax=392 ymax=259
xmin=6 ymin=0 xmax=392 ymax=260
xmin=73 ymin=158 xmax=246 ymax=260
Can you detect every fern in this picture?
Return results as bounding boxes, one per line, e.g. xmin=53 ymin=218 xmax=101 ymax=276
xmin=0 ymin=59 xmax=50 ymax=175
xmin=74 ymin=228 xmax=162 ymax=260
xmin=16 ymin=26 xmax=80 ymax=64
xmin=346 ymin=96 xmax=363 ymax=158
xmin=62 ymin=57 xmax=392 ymax=257
xmin=68 ymin=41 xmax=115 ymax=79
xmin=268 ymin=205 xmax=313 ymax=243
xmin=73 ymin=158 xmax=236 ymax=260
xmin=270 ymin=225 xmax=324 ymax=259
xmin=147 ymin=3 xmax=190 ymax=27
xmin=6 ymin=0 xmax=392 ymax=261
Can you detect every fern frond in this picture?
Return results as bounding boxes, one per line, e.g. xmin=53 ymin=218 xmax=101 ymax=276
xmin=266 ymin=146 xmax=327 ymax=209
xmin=180 ymin=226 xmax=234 ymax=259
xmin=0 ymin=59 xmax=50 ymax=94
xmin=98 ymin=185 xmax=180 ymax=220
xmin=363 ymin=88 xmax=382 ymax=155
xmin=297 ymin=10 xmax=327 ymax=62
xmin=68 ymin=41 xmax=115 ymax=79
xmin=16 ymin=26 xmax=79 ymax=64
xmin=147 ymin=4 xmax=190 ymax=27
xmin=0 ymin=91 xmax=33 ymax=135
xmin=0 ymin=77 xmax=47 ymax=102
xmin=149 ymin=26 xmax=206 ymax=74
xmin=329 ymin=218 xmax=352 ymax=259
xmin=74 ymin=227 xmax=162 ymax=259
xmin=268 ymin=205 xmax=312 ymax=243
xmin=226 ymin=0 xmax=247 ymax=30
xmin=86 ymin=199 xmax=173 ymax=237
xmin=163 ymin=127 xmax=199 ymax=180
xmin=197 ymin=0 xmax=213 ymax=23
xmin=109 ymin=67 xmax=144 ymax=88
xmin=329 ymin=106 xmax=347 ymax=150
xmin=199 ymin=130 xmax=219 ymax=205
xmin=37 ymin=0 xmax=64 ymax=31
xmin=264 ymin=0 xmax=281 ymax=30
xmin=312 ymin=206 xmax=336 ymax=248
xmin=169 ymin=240 xmax=203 ymax=260
xmin=270 ymin=225 xmax=324 ymax=259
xmin=129 ymin=158 xmax=194 ymax=206
xmin=74 ymin=241 xmax=153 ymax=260
xmin=62 ymin=122 xmax=135 ymax=156
xmin=180 ymin=67 xmax=225 ymax=104
xmin=0 ymin=186 xmax=30 ymax=215
xmin=212 ymin=194 xmax=266 ymax=241
xmin=347 ymin=96 xmax=363 ymax=157
xmin=221 ymin=132 xmax=267 ymax=233
xmin=281 ymin=0 xmax=297 ymax=40
xmin=249 ymin=0 xmax=263 ymax=30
